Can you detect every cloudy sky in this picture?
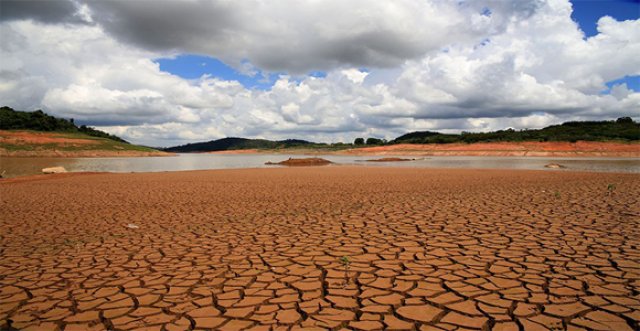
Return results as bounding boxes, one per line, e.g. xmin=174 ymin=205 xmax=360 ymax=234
xmin=1 ymin=0 xmax=639 ymax=147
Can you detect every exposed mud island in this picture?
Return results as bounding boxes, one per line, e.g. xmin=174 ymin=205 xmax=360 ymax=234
xmin=1 ymin=167 xmax=639 ymax=330
xmin=265 ymin=158 xmax=333 ymax=166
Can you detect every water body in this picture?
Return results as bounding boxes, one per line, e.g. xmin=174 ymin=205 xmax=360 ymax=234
xmin=1 ymin=154 xmax=639 ymax=178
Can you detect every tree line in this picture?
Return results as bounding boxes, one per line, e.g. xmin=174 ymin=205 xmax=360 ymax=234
xmin=355 ymin=117 xmax=639 ymax=145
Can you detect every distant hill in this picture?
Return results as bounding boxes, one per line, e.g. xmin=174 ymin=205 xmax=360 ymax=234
xmin=392 ymin=117 xmax=640 ymax=144
xmin=0 ymin=106 xmax=128 ymax=143
xmin=166 ymin=117 xmax=639 ymax=153
xmin=165 ymin=137 xmax=315 ymax=153
xmin=0 ymin=106 xmax=167 ymax=157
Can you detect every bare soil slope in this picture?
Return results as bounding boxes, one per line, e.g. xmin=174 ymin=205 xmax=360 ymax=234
xmin=0 ymin=130 xmax=171 ymax=157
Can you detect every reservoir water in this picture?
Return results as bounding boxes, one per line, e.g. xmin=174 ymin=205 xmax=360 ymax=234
xmin=1 ymin=154 xmax=638 ymax=178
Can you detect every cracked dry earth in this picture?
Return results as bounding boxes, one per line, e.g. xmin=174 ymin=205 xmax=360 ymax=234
xmin=1 ymin=167 xmax=639 ymax=331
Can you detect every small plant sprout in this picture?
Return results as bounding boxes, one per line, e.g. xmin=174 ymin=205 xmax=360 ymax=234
xmin=606 ymin=183 xmax=616 ymax=195
xmin=340 ymin=256 xmax=351 ymax=287
xmin=554 ymin=191 xmax=561 ymax=199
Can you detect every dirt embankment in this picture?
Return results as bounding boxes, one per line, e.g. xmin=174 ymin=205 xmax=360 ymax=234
xmin=338 ymin=141 xmax=640 ymax=157
xmin=0 ymin=130 xmax=172 ymax=157
xmin=0 ymin=150 xmax=172 ymax=157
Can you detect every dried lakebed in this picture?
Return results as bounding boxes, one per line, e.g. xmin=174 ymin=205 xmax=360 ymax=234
xmin=1 ymin=167 xmax=639 ymax=330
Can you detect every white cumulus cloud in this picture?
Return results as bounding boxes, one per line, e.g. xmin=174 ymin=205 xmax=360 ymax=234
xmin=0 ymin=0 xmax=638 ymax=147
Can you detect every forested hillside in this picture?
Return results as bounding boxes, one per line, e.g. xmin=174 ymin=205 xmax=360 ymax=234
xmin=0 ymin=106 xmax=128 ymax=143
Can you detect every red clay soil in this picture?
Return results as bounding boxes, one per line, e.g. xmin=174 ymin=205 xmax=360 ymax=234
xmin=1 ymin=167 xmax=639 ymax=330
xmin=0 ymin=150 xmax=173 ymax=157
xmin=365 ymin=157 xmax=415 ymax=162
xmin=0 ymin=130 xmax=171 ymax=157
xmin=0 ymin=130 xmax=100 ymax=145
xmin=341 ymin=141 xmax=640 ymax=157
xmin=266 ymin=157 xmax=332 ymax=166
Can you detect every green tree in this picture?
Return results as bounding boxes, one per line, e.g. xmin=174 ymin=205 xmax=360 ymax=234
xmin=366 ymin=137 xmax=384 ymax=145
xmin=354 ymin=137 xmax=365 ymax=145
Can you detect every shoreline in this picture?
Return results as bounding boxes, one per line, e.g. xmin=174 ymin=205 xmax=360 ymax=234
xmin=2 ymin=140 xmax=638 ymax=158
xmin=2 ymin=164 xmax=638 ymax=183
xmin=206 ymin=141 xmax=640 ymax=158
xmin=1 ymin=154 xmax=638 ymax=179
xmin=208 ymin=150 xmax=640 ymax=158
xmin=3 ymin=149 xmax=637 ymax=158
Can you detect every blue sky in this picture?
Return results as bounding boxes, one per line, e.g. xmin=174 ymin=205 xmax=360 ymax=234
xmin=605 ymin=75 xmax=640 ymax=93
xmin=156 ymin=0 xmax=639 ymax=93
xmin=155 ymin=55 xmax=328 ymax=90
xmin=570 ymin=0 xmax=639 ymax=37
xmin=155 ymin=55 xmax=280 ymax=89
xmin=569 ymin=0 xmax=639 ymax=92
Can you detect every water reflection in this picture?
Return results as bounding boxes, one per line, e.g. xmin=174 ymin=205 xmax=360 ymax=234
xmin=1 ymin=153 xmax=638 ymax=178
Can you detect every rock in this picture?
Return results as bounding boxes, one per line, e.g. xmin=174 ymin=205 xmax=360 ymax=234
xmin=126 ymin=223 xmax=139 ymax=229
xmin=42 ymin=166 xmax=67 ymax=174
xmin=544 ymin=163 xmax=565 ymax=169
